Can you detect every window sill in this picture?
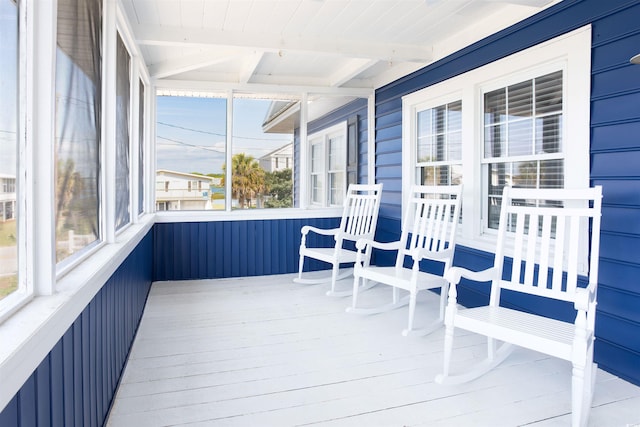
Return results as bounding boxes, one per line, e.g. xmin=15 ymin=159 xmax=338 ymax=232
xmin=154 ymin=207 xmax=344 ymax=223
xmin=0 ymin=215 xmax=155 ymax=412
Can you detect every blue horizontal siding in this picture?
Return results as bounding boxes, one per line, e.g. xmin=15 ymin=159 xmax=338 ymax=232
xmin=153 ymin=217 xmax=341 ymax=281
xmin=0 ymin=232 xmax=153 ymax=427
xmin=293 ymin=98 xmax=369 ymax=207
xmin=373 ymin=0 xmax=640 ymax=386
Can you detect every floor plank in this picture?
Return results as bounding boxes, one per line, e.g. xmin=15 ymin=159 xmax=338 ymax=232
xmin=107 ymin=273 xmax=640 ymax=427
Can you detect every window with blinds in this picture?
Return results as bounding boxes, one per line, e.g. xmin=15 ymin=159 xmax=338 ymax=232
xmin=402 ymin=27 xmax=589 ymax=251
xmin=416 ymin=100 xmax=463 ymax=187
xmin=483 ymin=71 xmax=564 ymax=229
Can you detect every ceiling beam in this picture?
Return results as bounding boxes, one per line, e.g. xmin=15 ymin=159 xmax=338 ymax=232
xmin=149 ymin=49 xmax=240 ymax=79
xmin=155 ymin=79 xmax=374 ymax=98
xmin=482 ymin=0 xmax=555 ymax=5
xmin=329 ymin=58 xmax=379 ymax=87
xmin=134 ymin=24 xmax=433 ymax=63
xmin=238 ymin=52 xmax=264 ymax=84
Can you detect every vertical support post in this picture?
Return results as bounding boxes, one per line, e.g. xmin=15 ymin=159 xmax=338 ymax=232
xmin=299 ymin=92 xmax=309 ymax=209
xmin=130 ymin=60 xmax=140 ymax=223
xmin=147 ymin=79 xmax=156 ymax=213
xmin=29 ymin=0 xmax=56 ymax=295
xmin=225 ymin=90 xmax=233 ymax=211
xmin=367 ymin=94 xmax=375 ymax=185
xmin=103 ymin=0 xmax=117 ymax=243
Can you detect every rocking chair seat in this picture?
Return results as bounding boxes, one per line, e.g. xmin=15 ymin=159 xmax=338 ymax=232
xmin=298 ymin=247 xmax=358 ymax=266
xmin=354 ymin=266 xmax=448 ymax=292
xmin=455 ymin=305 xmax=577 ymax=360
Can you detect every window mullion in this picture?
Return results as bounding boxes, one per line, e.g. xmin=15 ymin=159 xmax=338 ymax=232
xmin=103 ymin=0 xmax=117 ymax=244
xmin=130 ymin=59 xmax=140 ymax=223
xmin=30 ymin=0 xmax=56 ymax=296
xmin=225 ymin=90 xmax=233 ymax=212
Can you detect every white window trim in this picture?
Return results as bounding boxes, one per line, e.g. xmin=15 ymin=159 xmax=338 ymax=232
xmin=308 ymin=121 xmax=348 ymax=208
xmin=402 ymin=25 xmax=592 ymax=260
xmin=0 ymin=0 xmax=33 ymax=321
xmin=0 ymin=0 xmax=157 ymax=410
xmin=310 ymin=136 xmax=325 ymax=206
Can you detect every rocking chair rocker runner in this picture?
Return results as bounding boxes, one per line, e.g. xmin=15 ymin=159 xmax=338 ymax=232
xmin=347 ymin=185 xmax=462 ymax=336
xmin=435 ymin=185 xmax=602 ymax=427
xmin=294 ymin=183 xmax=383 ymax=297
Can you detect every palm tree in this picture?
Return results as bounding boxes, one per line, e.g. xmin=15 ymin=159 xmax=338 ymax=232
xmin=222 ymin=153 xmax=266 ymax=208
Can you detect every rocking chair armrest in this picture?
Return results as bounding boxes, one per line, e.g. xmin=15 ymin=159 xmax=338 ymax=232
xmin=301 ymin=225 xmax=340 ymax=237
xmin=444 ymin=266 xmax=498 ymax=286
xmin=355 ymin=238 xmax=402 ymax=252
xmin=574 ymin=283 xmax=597 ymax=312
xmin=413 ymin=247 xmax=454 ymax=262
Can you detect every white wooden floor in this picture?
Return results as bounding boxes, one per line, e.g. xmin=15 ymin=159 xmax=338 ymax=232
xmin=107 ymin=273 xmax=640 ymax=427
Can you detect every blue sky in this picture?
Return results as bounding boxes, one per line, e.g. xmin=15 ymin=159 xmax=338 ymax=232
xmin=156 ymin=96 xmax=293 ymax=175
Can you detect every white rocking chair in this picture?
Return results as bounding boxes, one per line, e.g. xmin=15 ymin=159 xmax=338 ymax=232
xmin=435 ymin=185 xmax=602 ymax=427
xmin=294 ymin=183 xmax=383 ymax=297
xmin=347 ymin=185 xmax=462 ymax=336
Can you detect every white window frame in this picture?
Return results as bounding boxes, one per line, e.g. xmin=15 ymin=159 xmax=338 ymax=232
xmin=310 ymin=137 xmax=325 ymax=205
xmin=308 ymin=121 xmax=348 ymax=208
xmin=0 ymin=0 xmax=31 ymax=320
xmin=412 ymin=95 xmax=464 ymax=187
xmin=1 ymin=0 xmax=154 ymax=411
xmin=402 ymin=26 xmax=592 ymax=262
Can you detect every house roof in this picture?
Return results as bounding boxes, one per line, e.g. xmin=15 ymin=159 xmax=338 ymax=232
xmin=120 ymin=0 xmax=561 ymax=96
xmin=259 ymin=142 xmax=293 ymax=161
xmin=156 ymin=169 xmax=216 ymax=181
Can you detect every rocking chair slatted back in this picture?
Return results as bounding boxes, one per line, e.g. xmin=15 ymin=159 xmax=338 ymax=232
xmin=398 ymin=188 xmax=461 ymax=270
xmin=493 ymin=187 xmax=602 ymax=304
xmin=341 ymin=186 xmax=382 ymax=240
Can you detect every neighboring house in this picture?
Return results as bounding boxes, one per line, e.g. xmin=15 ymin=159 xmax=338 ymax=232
xmin=155 ymin=169 xmax=216 ymax=211
xmin=259 ymin=143 xmax=292 ymax=172
xmin=0 ymin=174 xmax=16 ymax=222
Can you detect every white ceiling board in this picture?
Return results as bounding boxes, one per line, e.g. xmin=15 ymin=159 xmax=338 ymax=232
xmin=322 ymin=1 xmax=368 ymax=39
xmin=282 ymin=0 xmax=324 ymax=36
xmin=122 ymin=0 xmax=562 ymax=96
xmin=155 ymin=0 xmax=181 ymax=27
xmin=394 ymin=2 xmax=465 ymax=43
xmin=122 ymin=0 xmax=160 ymax=25
xmin=223 ymin=1 xmax=254 ymax=32
xmin=201 ymin=1 xmax=229 ymax=30
xmin=244 ymin=1 xmax=295 ymax=35
xmin=368 ymin=1 xmax=430 ymax=44
xmin=179 ymin=0 xmax=205 ymax=29
xmin=294 ymin=1 xmax=348 ymax=38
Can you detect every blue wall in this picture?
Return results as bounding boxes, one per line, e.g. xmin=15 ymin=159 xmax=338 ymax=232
xmin=374 ymin=0 xmax=640 ymax=385
xmin=153 ymin=217 xmax=341 ymax=281
xmin=0 ymin=232 xmax=153 ymax=427
xmin=293 ymin=98 xmax=369 ymax=207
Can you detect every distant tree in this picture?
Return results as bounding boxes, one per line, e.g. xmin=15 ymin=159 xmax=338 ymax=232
xmin=222 ymin=153 xmax=265 ymax=208
xmin=264 ymin=168 xmax=292 ymax=208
